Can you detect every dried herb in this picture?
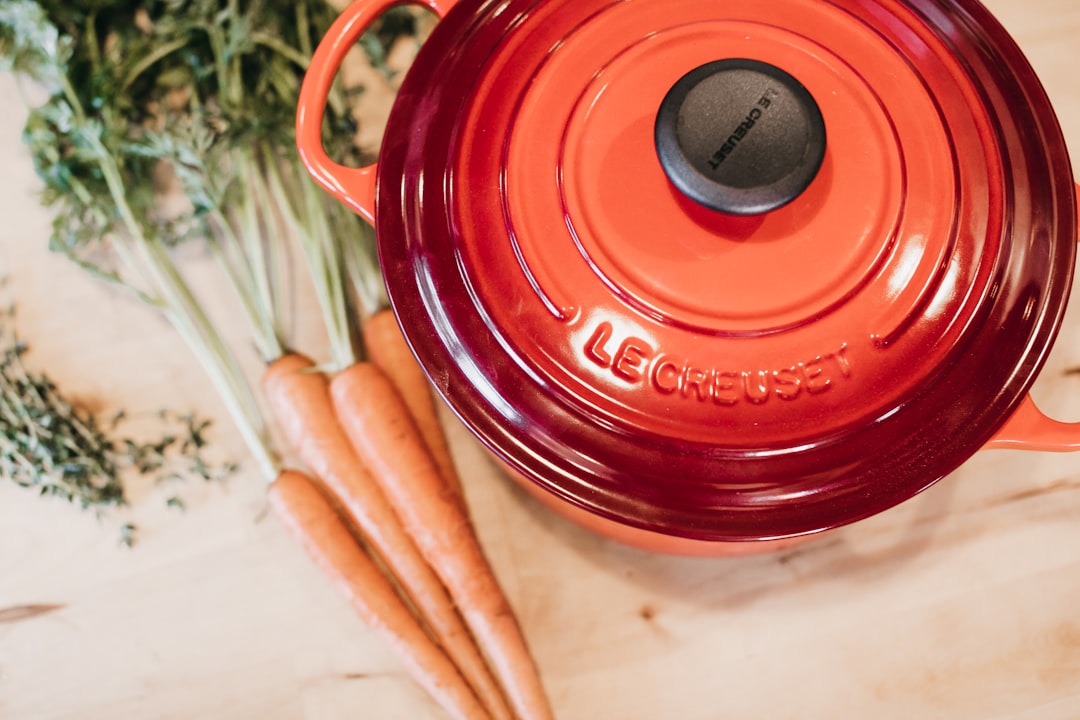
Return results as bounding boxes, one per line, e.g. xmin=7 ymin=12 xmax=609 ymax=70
xmin=0 ymin=300 xmax=235 ymax=544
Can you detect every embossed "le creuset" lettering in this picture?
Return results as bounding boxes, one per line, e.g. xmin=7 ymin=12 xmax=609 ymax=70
xmin=583 ymin=321 xmax=852 ymax=405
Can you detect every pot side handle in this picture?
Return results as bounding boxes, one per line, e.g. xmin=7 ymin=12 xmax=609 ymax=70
xmin=296 ymin=0 xmax=458 ymax=224
xmin=986 ymin=182 xmax=1080 ymax=451
xmin=987 ymin=396 xmax=1080 ymax=451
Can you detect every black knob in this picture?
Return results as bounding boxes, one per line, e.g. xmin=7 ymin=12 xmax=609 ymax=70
xmin=655 ymin=59 xmax=827 ymax=215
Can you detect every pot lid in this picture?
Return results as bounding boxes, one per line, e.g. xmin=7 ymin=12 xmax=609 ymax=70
xmin=377 ymin=0 xmax=1077 ymax=541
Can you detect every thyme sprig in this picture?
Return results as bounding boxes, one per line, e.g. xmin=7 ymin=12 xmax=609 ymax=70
xmin=0 ymin=303 xmax=236 ymax=544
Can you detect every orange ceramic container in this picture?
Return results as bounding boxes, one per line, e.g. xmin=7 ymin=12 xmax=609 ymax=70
xmin=299 ymin=0 xmax=1080 ymax=555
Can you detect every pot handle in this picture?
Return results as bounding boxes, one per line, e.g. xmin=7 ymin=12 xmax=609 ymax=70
xmin=986 ymin=182 xmax=1080 ymax=451
xmin=987 ymin=396 xmax=1080 ymax=451
xmin=296 ymin=0 xmax=458 ymax=224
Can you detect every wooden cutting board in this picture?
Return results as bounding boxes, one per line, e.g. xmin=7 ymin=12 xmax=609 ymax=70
xmin=2 ymin=1 xmax=1080 ymax=718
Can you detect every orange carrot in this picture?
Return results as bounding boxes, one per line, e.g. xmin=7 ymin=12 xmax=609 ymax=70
xmin=362 ymin=308 xmax=465 ymax=505
xmin=330 ymin=362 xmax=554 ymax=720
xmin=268 ymin=469 xmax=489 ymax=720
xmin=263 ymin=355 xmax=514 ymax=720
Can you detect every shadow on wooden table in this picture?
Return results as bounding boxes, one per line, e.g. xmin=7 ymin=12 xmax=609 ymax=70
xmin=504 ymin=462 xmax=963 ymax=612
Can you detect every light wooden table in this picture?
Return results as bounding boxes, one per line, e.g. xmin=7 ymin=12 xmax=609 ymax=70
xmin=3 ymin=2 xmax=1080 ymax=718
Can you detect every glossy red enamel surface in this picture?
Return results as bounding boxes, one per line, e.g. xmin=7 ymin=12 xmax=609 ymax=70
xmin=356 ymin=0 xmax=1077 ymax=543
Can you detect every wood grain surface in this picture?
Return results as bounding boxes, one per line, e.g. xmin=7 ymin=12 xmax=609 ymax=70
xmin=2 ymin=1 xmax=1080 ymax=718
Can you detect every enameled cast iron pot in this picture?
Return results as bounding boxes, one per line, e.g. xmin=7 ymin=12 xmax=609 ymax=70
xmin=298 ymin=0 xmax=1080 ymax=555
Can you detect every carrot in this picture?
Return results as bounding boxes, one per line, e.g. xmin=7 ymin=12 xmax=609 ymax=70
xmin=268 ymin=469 xmax=490 ymax=720
xmin=362 ymin=308 xmax=465 ymax=505
xmin=330 ymin=362 xmax=554 ymax=720
xmin=263 ymin=354 xmax=515 ymax=720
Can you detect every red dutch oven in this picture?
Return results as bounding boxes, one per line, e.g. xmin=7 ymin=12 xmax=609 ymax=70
xmin=298 ymin=0 xmax=1080 ymax=555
